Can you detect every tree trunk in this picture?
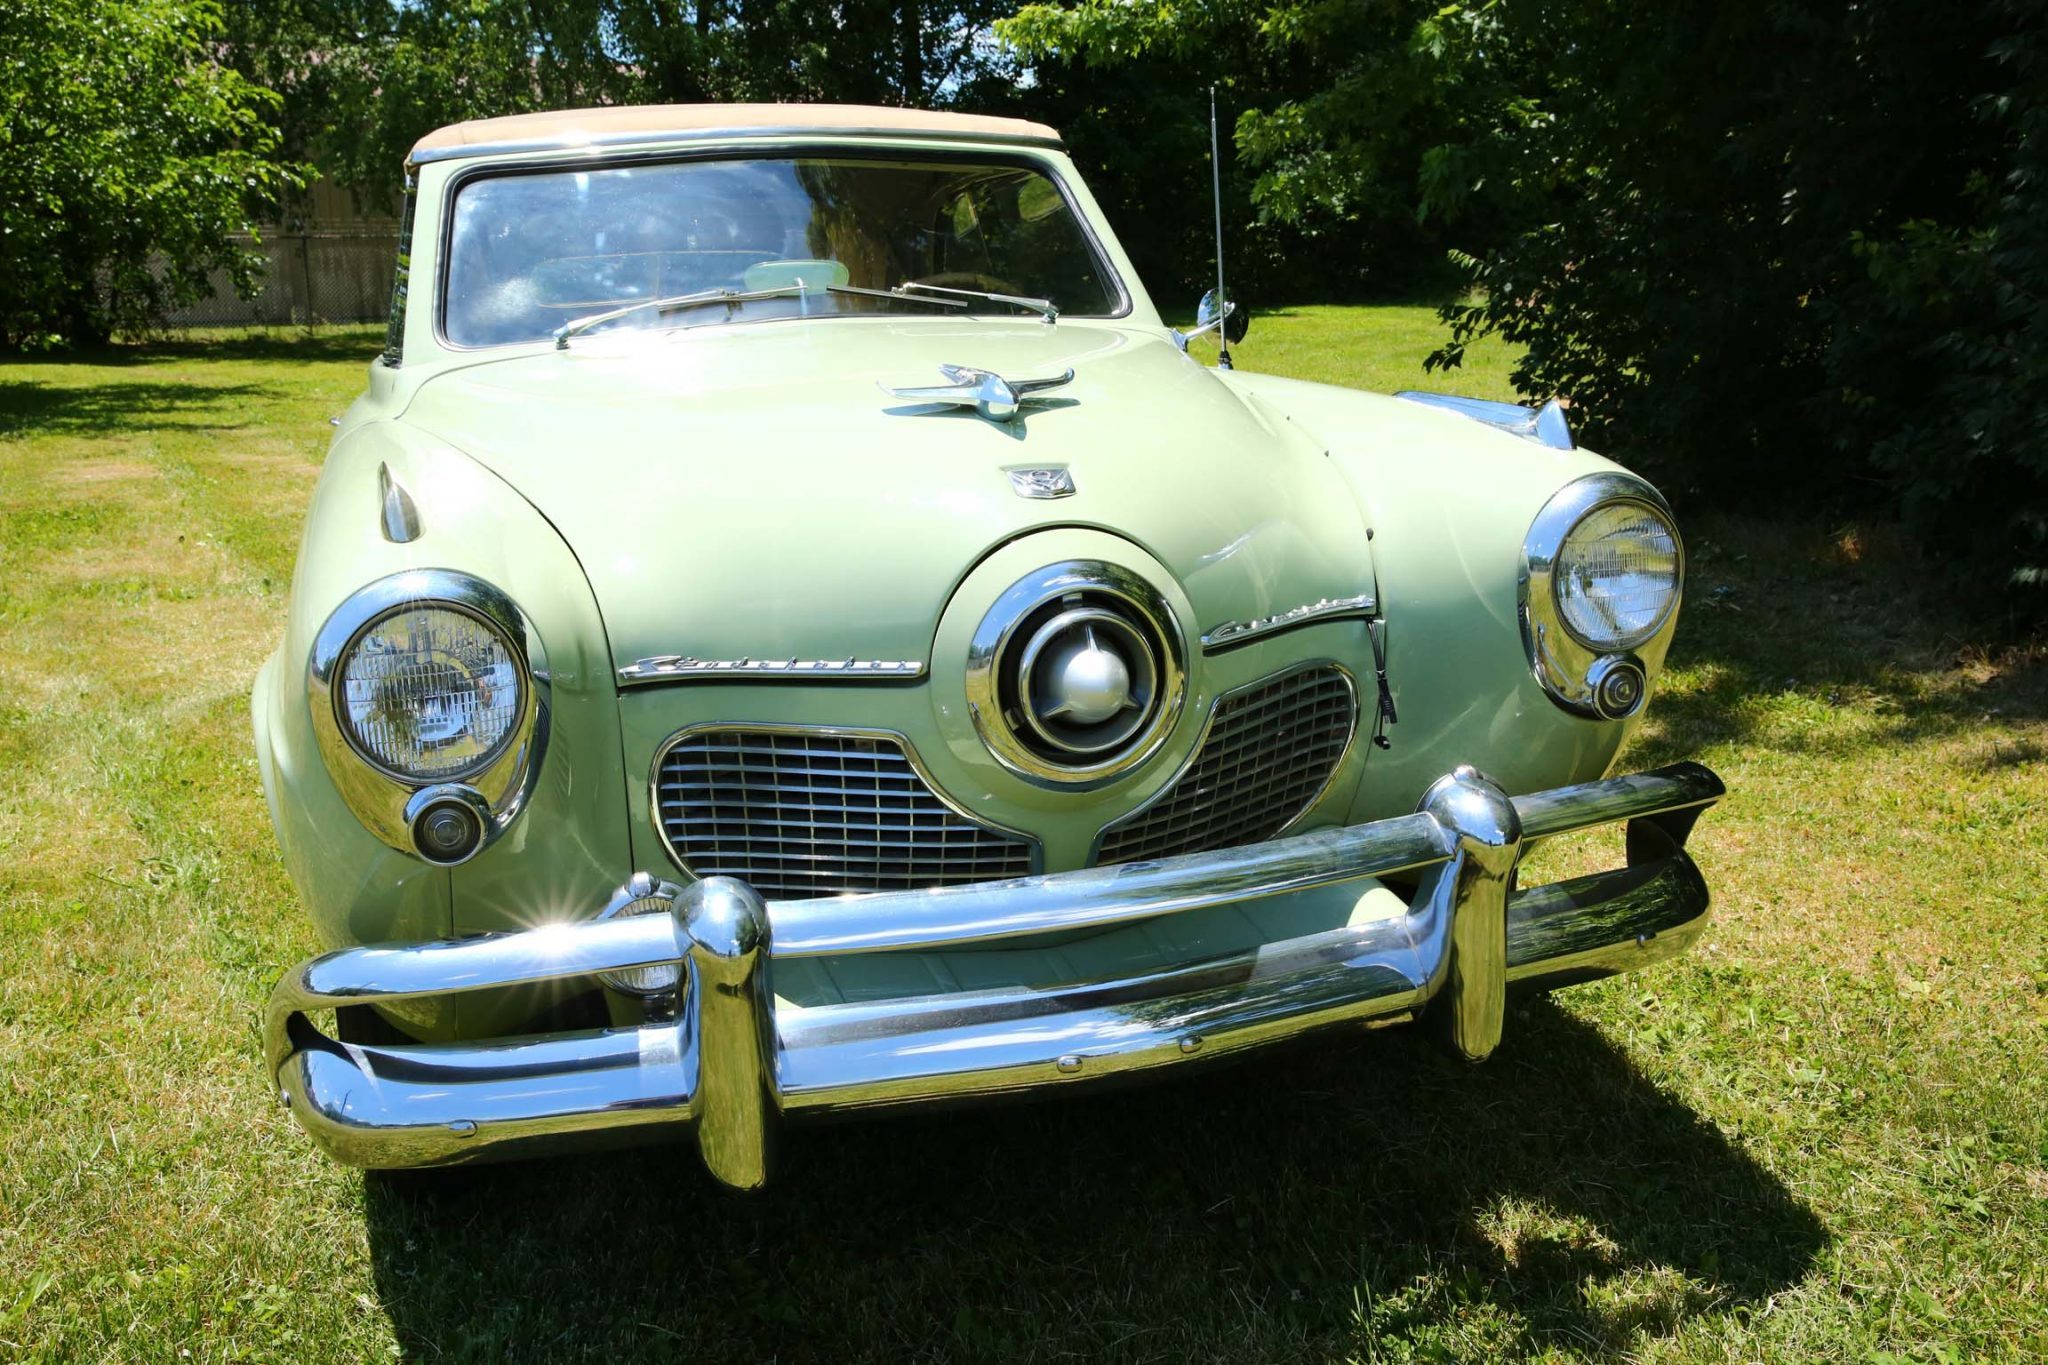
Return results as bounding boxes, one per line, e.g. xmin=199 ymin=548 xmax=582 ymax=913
xmin=649 ymin=1 xmax=708 ymax=103
xmin=899 ymin=4 xmax=923 ymax=107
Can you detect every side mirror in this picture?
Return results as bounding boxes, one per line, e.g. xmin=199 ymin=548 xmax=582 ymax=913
xmin=1197 ymin=289 xmax=1251 ymax=345
xmin=1174 ymin=290 xmax=1252 ymax=354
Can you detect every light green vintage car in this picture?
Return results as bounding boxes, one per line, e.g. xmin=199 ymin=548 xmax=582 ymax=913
xmin=256 ymin=103 xmax=1723 ymax=1189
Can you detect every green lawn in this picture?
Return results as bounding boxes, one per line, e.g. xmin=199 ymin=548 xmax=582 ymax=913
xmin=1189 ymin=302 xmax=1523 ymax=399
xmin=1 ymin=312 xmax=2044 ymax=1362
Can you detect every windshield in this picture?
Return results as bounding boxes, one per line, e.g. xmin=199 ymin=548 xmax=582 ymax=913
xmin=442 ymin=154 xmax=1123 ymax=347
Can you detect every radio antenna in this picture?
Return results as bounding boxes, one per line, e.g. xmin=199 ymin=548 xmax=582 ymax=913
xmin=1210 ymin=85 xmax=1233 ymax=371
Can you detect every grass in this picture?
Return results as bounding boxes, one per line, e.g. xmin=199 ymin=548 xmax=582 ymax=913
xmin=1 ymin=311 xmax=2044 ymax=1363
xmin=1186 ymin=302 xmax=1522 ymax=399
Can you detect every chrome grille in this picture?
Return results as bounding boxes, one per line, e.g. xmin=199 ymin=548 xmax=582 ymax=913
xmin=654 ymin=729 xmax=1036 ymax=897
xmin=1096 ymin=665 xmax=1357 ymax=865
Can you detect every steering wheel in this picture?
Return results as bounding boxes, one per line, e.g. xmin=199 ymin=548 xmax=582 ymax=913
xmin=907 ymin=270 xmax=1031 ymax=300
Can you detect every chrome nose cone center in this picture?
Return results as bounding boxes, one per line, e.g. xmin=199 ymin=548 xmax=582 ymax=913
xmin=1012 ymin=606 xmax=1160 ymax=760
xmin=966 ymin=563 xmax=1182 ymax=781
xmin=1045 ymin=633 xmax=1132 ymax=725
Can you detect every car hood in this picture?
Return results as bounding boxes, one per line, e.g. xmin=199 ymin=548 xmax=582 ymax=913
xmin=400 ymin=320 xmax=1377 ymax=677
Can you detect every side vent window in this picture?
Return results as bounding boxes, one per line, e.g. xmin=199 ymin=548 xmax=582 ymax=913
xmin=381 ymin=178 xmax=417 ymax=367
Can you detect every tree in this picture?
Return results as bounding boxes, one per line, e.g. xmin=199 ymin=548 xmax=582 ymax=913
xmin=1005 ymin=0 xmax=2047 ymax=603
xmin=1421 ymin=0 xmax=2048 ymax=602
xmin=0 ymin=0 xmax=302 ymax=347
xmin=996 ymin=0 xmax=1488 ymax=301
xmin=229 ymin=2 xmax=1027 ymax=214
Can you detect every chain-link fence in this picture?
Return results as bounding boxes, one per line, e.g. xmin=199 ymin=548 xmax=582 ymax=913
xmin=163 ymin=230 xmax=399 ymax=327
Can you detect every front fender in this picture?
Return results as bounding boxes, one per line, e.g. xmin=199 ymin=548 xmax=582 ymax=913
xmin=259 ymin=419 xmax=632 ymax=995
xmin=1222 ymin=372 xmax=1666 ymax=817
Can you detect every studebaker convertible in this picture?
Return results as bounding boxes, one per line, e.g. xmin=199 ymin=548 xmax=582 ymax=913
xmin=255 ymin=104 xmax=1723 ymax=1189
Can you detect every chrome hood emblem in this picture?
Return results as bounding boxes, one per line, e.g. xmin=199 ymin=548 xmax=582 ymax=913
xmin=1006 ymin=466 xmax=1075 ymax=499
xmin=882 ymin=364 xmax=1075 ymax=423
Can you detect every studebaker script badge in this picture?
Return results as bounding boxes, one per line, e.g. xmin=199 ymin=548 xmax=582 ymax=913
xmin=617 ymin=655 xmax=927 ymax=685
xmin=1006 ymin=466 xmax=1076 ymax=499
xmin=882 ymin=364 xmax=1075 ymax=423
xmin=1199 ymin=593 xmax=1378 ymax=650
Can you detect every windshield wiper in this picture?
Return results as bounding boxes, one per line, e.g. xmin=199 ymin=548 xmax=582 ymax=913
xmin=554 ymin=277 xmax=1046 ymax=347
xmin=553 ymin=285 xmax=808 ymax=349
xmin=896 ymin=281 xmax=1058 ymax=323
xmin=827 ymin=281 xmax=1055 ymax=321
xmin=824 ymin=283 xmax=970 ymax=313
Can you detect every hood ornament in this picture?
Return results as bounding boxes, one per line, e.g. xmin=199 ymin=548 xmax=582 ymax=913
xmin=882 ymin=364 xmax=1075 ymax=423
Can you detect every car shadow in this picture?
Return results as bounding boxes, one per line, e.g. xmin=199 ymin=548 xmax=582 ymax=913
xmin=362 ymin=1001 xmax=1825 ymax=1360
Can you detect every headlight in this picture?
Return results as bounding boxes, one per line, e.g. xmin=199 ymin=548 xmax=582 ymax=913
xmin=1553 ymin=501 xmax=1681 ymax=650
xmin=1521 ymin=474 xmax=1684 ymax=720
xmin=308 ymin=569 xmax=547 ymax=861
xmin=338 ymin=605 xmax=523 ymax=779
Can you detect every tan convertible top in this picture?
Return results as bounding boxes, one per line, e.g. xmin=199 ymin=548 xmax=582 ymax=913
xmin=410 ymin=103 xmax=1064 ymax=163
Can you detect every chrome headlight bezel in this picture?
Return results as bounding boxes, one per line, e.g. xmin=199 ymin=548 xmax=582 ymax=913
xmin=307 ymin=569 xmax=549 ymax=863
xmin=1520 ymin=474 xmax=1684 ymax=720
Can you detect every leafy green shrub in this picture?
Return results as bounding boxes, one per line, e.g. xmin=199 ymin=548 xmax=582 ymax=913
xmin=1426 ymin=0 xmax=2047 ymax=609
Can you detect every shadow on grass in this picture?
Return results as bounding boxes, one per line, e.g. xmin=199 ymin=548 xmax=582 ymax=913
xmin=362 ymin=1005 xmax=1824 ymax=1360
xmin=1624 ymin=516 xmax=2048 ymax=772
xmin=0 ymin=379 xmax=277 ymax=439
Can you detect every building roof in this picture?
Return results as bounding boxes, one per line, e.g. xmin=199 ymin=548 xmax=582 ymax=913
xmin=409 ymin=103 xmax=1064 ymax=163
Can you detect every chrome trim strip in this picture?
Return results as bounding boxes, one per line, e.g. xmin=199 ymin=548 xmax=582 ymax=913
xmin=1199 ymin=593 xmax=1376 ymax=651
xmin=1518 ymin=472 xmax=1684 ymax=719
xmin=1395 ymin=391 xmax=1575 ymax=450
xmin=410 ymin=125 xmax=1067 ymax=167
xmin=618 ymin=656 xmax=926 ymax=685
xmin=646 ymin=722 xmax=1042 ymax=883
xmin=1088 ymin=660 xmax=1360 ymax=864
xmin=263 ymin=762 xmax=1723 ymax=1181
xmin=377 ymin=463 xmax=420 ymax=543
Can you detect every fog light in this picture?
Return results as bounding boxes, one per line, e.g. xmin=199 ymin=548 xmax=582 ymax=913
xmin=598 ymin=873 xmax=683 ymax=997
xmin=1587 ymin=655 xmax=1648 ymax=720
xmin=404 ymin=787 xmax=489 ymax=865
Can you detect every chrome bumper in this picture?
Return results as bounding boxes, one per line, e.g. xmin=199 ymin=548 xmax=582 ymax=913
xmin=265 ymin=762 xmax=1723 ymax=1188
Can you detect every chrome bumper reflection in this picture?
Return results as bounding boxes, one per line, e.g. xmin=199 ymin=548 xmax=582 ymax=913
xmin=265 ymin=762 xmax=1723 ymax=1188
